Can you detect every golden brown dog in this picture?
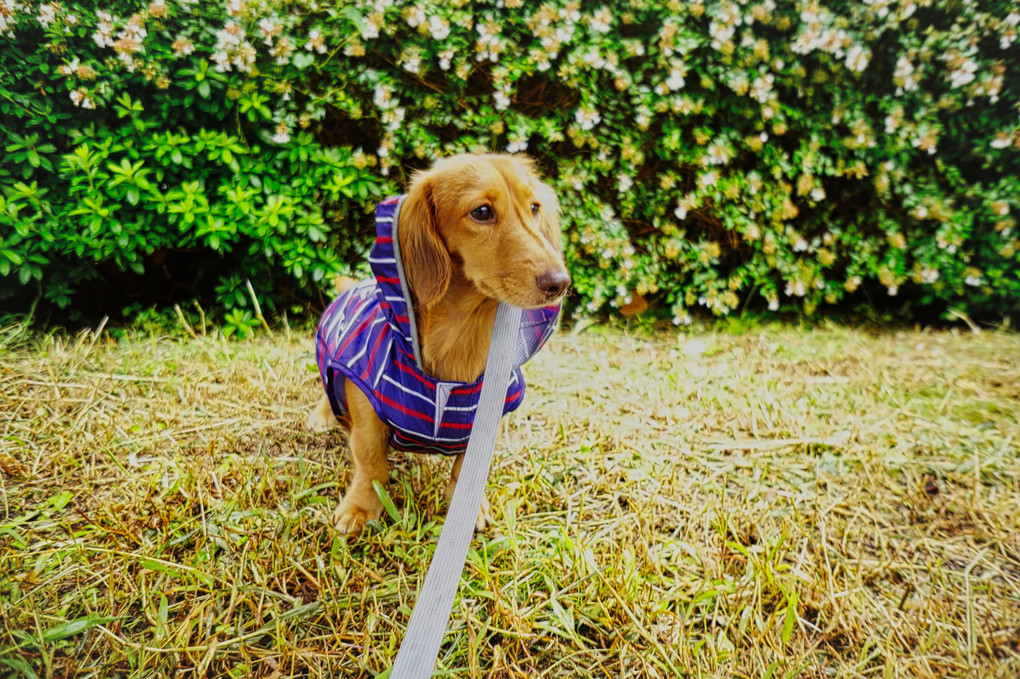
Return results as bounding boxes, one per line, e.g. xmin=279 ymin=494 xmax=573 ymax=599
xmin=307 ymin=154 xmax=570 ymax=534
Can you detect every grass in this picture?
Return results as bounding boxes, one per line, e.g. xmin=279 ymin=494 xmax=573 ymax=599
xmin=1 ymin=320 xmax=1018 ymax=678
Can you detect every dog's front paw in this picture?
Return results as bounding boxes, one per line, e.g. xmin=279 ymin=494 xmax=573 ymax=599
xmin=473 ymin=496 xmax=492 ymax=532
xmin=332 ymin=493 xmax=383 ymax=535
xmin=305 ymin=395 xmax=336 ymax=432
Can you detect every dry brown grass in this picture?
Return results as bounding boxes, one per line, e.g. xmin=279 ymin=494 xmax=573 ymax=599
xmin=1 ymin=321 xmax=1018 ymax=678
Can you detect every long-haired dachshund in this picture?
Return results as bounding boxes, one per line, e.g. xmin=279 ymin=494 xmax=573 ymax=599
xmin=307 ymin=154 xmax=570 ymax=534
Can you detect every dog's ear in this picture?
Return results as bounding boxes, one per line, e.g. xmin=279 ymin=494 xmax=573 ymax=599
xmin=534 ymin=180 xmax=564 ymax=255
xmin=400 ymin=174 xmax=451 ymax=308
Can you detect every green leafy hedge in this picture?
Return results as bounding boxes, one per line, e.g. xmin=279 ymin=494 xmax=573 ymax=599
xmin=1 ymin=0 xmax=1018 ymax=324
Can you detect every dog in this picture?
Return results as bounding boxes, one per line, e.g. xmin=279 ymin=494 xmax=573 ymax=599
xmin=307 ymin=154 xmax=570 ymax=535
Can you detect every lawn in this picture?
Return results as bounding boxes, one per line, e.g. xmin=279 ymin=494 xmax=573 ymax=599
xmin=1 ymin=321 xmax=1018 ymax=678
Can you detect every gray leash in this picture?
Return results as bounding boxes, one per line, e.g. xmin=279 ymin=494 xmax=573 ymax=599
xmin=387 ymin=302 xmax=523 ymax=679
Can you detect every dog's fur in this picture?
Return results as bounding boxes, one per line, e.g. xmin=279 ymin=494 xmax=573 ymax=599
xmin=307 ymin=154 xmax=570 ymax=534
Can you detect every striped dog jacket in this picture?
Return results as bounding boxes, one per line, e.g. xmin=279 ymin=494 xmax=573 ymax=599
xmin=314 ymin=196 xmax=561 ymax=455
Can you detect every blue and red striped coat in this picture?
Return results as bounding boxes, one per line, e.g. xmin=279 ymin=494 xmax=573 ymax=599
xmin=314 ymin=196 xmax=561 ymax=455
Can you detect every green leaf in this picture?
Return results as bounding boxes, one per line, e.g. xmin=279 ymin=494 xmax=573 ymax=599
xmin=156 ymin=594 xmax=168 ymax=642
xmin=41 ymin=614 xmax=121 ymax=643
xmin=0 ymin=657 xmax=40 ymax=679
xmin=781 ymin=588 xmax=798 ymax=644
xmin=372 ymin=480 xmax=401 ymax=524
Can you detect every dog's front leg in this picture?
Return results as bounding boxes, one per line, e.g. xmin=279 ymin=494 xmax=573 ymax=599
xmin=333 ymin=380 xmax=391 ymax=535
xmin=445 ymin=453 xmax=492 ymax=532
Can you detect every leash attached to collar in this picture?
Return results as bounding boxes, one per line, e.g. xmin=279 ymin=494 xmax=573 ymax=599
xmin=387 ymin=301 xmax=524 ymax=679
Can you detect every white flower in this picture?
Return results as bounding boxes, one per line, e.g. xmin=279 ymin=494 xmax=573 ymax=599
xmin=273 ymin=36 xmax=295 ymax=64
xmin=272 ymin=124 xmax=291 ymax=144
xmin=428 ymin=15 xmax=450 ymax=40
xmin=948 ymin=58 xmax=978 ymax=88
xmin=582 ymin=47 xmax=605 ymax=69
xmin=362 ymin=14 xmax=380 ymax=39
xmin=845 ymin=44 xmax=870 ymax=73
xmin=258 ymin=18 xmax=281 ymax=45
xmin=37 ymin=2 xmax=58 ymax=27
xmin=887 ymin=285 xmax=899 ymax=296
xmin=438 ymin=48 xmax=454 ymax=71
xmin=381 ymin=106 xmax=405 ymax=128
xmin=494 ymin=90 xmax=510 ymax=110
xmin=894 ymin=55 xmax=919 ymax=91
xmin=404 ymin=5 xmax=425 ymax=28
xmin=706 ymin=141 xmax=731 ymax=166
xmin=590 ymin=7 xmax=612 ymax=33
xmin=212 ymin=50 xmax=231 ymax=72
xmin=666 ymin=65 xmax=685 ymax=91
xmin=768 ymin=297 xmax=779 ymax=311
xmin=810 ymin=187 xmax=826 ymax=202
xmin=232 ymin=41 xmax=256 ymax=73
xmin=785 ymin=280 xmax=806 ymax=296
xmin=574 ymin=107 xmax=601 ymax=131
xmin=173 ymin=36 xmax=195 ymax=56
xmin=93 ymin=18 xmax=115 ymax=48
xmin=709 ymin=19 xmax=736 ymax=49
xmin=793 ymin=237 xmax=808 ymax=252
xmin=991 ymin=133 xmax=1011 ymax=150
xmin=506 ymin=138 xmax=528 ymax=153
xmin=402 ymin=53 xmax=421 ymax=74
xmin=965 ymin=275 xmax=983 ymax=286
xmin=674 ymin=205 xmax=688 ymax=220
xmin=306 ymin=27 xmax=326 ymax=54
xmin=750 ymin=73 xmax=774 ymax=102
xmin=373 ymin=84 xmax=394 ymax=108
xmin=921 ymin=267 xmax=939 ymax=284
xmin=618 ymin=174 xmax=633 ymax=192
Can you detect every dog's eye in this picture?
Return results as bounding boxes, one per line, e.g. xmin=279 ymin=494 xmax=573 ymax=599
xmin=530 ymin=203 xmax=540 ymax=215
xmin=470 ymin=205 xmax=494 ymax=222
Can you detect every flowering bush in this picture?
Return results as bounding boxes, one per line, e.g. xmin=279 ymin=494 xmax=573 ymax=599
xmin=1 ymin=0 xmax=1017 ymax=323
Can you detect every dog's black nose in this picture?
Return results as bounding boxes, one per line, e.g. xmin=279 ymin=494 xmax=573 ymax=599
xmin=536 ymin=269 xmax=571 ymax=299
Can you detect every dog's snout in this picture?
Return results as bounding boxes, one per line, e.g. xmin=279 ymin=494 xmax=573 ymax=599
xmin=536 ymin=269 xmax=571 ymax=299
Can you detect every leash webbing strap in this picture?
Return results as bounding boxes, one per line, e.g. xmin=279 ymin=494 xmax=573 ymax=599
xmin=388 ymin=302 xmax=523 ymax=679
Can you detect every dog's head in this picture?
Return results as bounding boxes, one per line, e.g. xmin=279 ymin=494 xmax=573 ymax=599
xmin=399 ymin=153 xmax=570 ymax=310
